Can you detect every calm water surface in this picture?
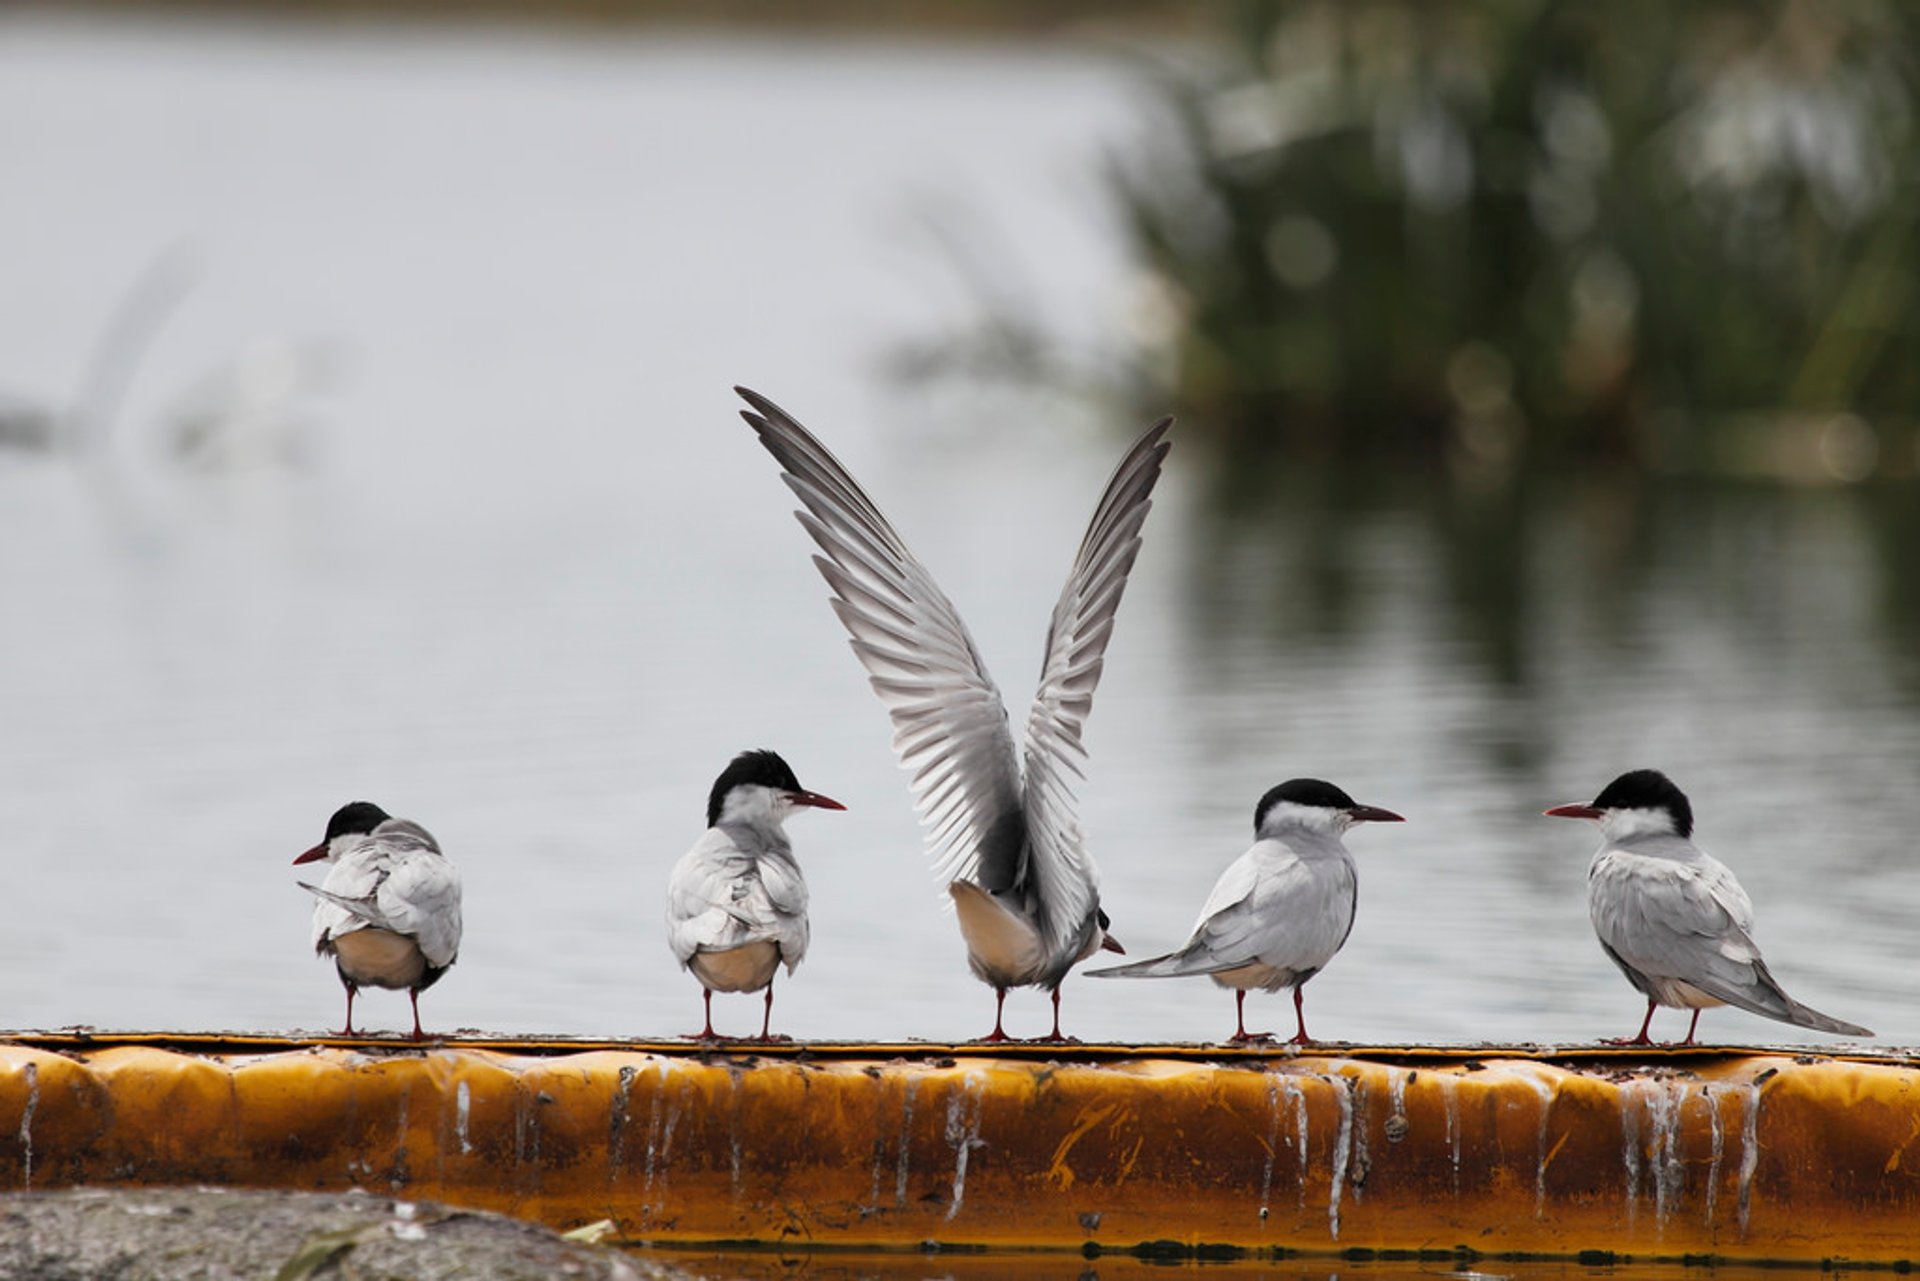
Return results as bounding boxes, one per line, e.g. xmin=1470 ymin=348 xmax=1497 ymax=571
xmin=2 ymin=12 xmax=1918 ymax=1051
xmin=644 ymin=1249 xmax=1837 ymax=1281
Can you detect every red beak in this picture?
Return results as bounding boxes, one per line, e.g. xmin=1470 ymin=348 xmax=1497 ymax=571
xmin=1543 ymin=803 xmax=1604 ymax=820
xmin=293 ymin=842 xmax=329 ymax=865
xmin=1347 ymin=805 xmax=1405 ymax=823
xmin=790 ymin=790 xmax=846 ymax=812
xmin=1100 ymin=933 xmax=1126 ymax=955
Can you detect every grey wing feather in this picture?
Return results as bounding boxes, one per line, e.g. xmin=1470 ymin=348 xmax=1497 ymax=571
xmin=740 ymin=387 xmax=1026 ymax=894
xmin=1592 ymin=850 xmax=1870 ymax=1037
xmin=1020 ymin=417 xmax=1172 ymax=956
xmin=305 ymin=819 xmax=462 ymax=968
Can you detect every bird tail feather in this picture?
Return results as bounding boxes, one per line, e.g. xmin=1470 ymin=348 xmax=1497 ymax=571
xmin=299 ymin=881 xmax=399 ymax=933
xmin=1720 ymin=960 xmax=1873 ymax=1038
xmin=1085 ymin=947 xmax=1218 ymax=980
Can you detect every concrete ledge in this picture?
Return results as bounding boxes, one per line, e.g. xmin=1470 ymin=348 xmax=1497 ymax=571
xmin=0 ymin=1185 xmax=673 ymax=1280
xmin=0 ymin=1034 xmax=1912 ymax=1265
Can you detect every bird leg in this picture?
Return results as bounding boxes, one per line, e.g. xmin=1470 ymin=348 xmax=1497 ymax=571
xmin=1226 ymin=990 xmax=1274 ymax=1044
xmin=751 ymin=979 xmax=791 ymax=1043
xmin=683 ymin=989 xmax=719 ymax=1041
xmin=1681 ymin=1009 xmax=1702 ymax=1046
xmin=339 ymin=982 xmax=358 ymax=1038
xmin=1282 ymin=986 xmax=1313 ymax=1046
xmin=1604 ymin=998 xmax=1658 ymax=1047
xmin=1029 ymin=987 xmax=1080 ymax=1043
xmin=974 ymin=988 xmax=1014 ymax=1043
xmin=1605 ymin=998 xmax=1666 ymax=1044
xmin=409 ymin=989 xmax=426 ymax=1042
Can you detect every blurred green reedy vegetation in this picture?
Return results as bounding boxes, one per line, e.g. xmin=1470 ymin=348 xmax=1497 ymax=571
xmin=1107 ymin=0 xmax=1920 ymax=483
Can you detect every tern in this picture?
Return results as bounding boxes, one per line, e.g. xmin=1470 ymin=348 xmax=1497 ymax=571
xmin=1089 ymin=779 xmax=1402 ymax=1044
xmin=666 ymin=749 xmax=845 ymax=1041
xmin=739 ymin=387 xmax=1168 ymax=1041
xmin=294 ymin=801 xmax=462 ymax=1040
xmin=1546 ymin=768 xmax=1873 ymax=1045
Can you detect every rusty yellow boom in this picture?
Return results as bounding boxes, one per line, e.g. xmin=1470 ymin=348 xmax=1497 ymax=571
xmin=0 ymin=1034 xmax=1913 ymax=1266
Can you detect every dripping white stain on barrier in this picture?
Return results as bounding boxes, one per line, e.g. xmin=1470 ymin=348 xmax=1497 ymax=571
xmin=657 ymin=1075 xmax=686 ymax=1177
xmin=1619 ymin=1074 xmax=1692 ymax=1233
xmin=1441 ymin=1074 xmax=1461 ymax=1197
xmin=723 ymin=1063 xmax=747 ymax=1203
xmin=943 ymin=1071 xmax=987 ymax=1222
xmin=1737 ymin=1080 xmax=1762 ymax=1234
xmin=893 ymin=1079 xmax=917 ymax=1210
xmin=1704 ymin=1084 xmax=1723 ymax=1226
xmin=1648 ymin=1080 xmax=1686 ymax=1228
xmin=454 ymin=1079 xmax=472 ymax=1156
xmin=609 ymin=1066 xmax=635 ymax=1171
xmin=1326 ymin=1073 xmax=1355 ymax=1240
xmin=1620 ymin=1080 xmax=1642 ymax=1230
xmin=1288 ymin=1076 xmax=1309 ymax=1211
xmin=17 ymin=1062 xmax=37 ymax=1190
xmin=1347 ymin=1071 xmax=1371 ymax=1205
xmin=1258 ymin=1075 xmax=1281 ymax=1220
xmin=641 ymin=1062 xmax=667 ymax=1195
xmin=1514 ymin=1068 xmax=1555 ymax=1220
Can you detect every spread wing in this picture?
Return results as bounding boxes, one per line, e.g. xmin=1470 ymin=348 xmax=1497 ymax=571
xmin=1019 ymin=417 xmax=1172 ymax=955
xmin=739 ymin=387 xmax=1025 ymax=896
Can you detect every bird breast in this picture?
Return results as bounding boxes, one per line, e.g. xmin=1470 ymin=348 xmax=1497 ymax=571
xmin=327 ymin=927 xmax=429 ymax=990
xmin=949 ymin=880 xmax=1047 ymax=986
xmin=689 ymin=941 xmax=783 ymax=994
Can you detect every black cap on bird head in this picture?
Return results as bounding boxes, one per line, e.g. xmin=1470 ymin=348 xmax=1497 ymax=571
xmin=707 ymin=749 xmax=804 ymax=827
xmin=294 ymin=800 xmax=391 ymax=865
xmin=1590 ymin=769 xmax=1693 ymax=838
xmin=1254 ymin=778 xmax=1405 ymax=831
xmin=1254 ymin=778 xmax=1357 ymax=830
xmin=324 ymin=801 xmax=392 ymax=842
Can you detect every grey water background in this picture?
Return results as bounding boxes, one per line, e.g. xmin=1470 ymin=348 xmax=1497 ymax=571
xmin=3 ymin=10 xmax=1918 ymax=1050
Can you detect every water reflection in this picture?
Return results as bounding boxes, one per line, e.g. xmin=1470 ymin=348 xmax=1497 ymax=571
xmin=645 ymin=1246 xmax=1819 ymax=1281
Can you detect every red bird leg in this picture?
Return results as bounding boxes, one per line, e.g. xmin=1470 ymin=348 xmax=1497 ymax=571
xmin=977 ymin=988 xmax=1012 ymax=1043
xmin=1228 ymin=990 xmax=1272 ymax=1044
xmin=1683 ymin=1009 xmax=1701 ymax=1046
xmin=340 ymin=983 xmax=358 ymax=1037
xmin=683 ymin=989 xmax=718 ymax=1041
xmin=1030 ymin=987 xmax=1079 ymax=1044
xmin=1606 ymin=998 xmax=1658 ymax=1047
xmin=1284 ymin=986 xmax=1312 ymax=1045
xmin=760 ymin=980 xmax=775 ymax=1041
xmin=409 ymin=989 xmax=425 ymax=1042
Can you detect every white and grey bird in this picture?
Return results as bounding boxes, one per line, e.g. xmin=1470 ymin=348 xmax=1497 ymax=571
xmin=1546 ymin=768 xmax=1872 ymax=1046
xmin=293 ymin=801 xmax=462 ymax=1041
xmin=1089 ymin=779 xmax=1402 ymax=1044
xmin=739 ymin=387 xmax=1167 ymax=1042
xmin=666 ymin=749 xmax=845 ymax=1041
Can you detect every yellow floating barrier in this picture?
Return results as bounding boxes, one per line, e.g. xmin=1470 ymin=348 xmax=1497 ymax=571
xmin=0 ymin=1034 xmax=1914 ymax=1265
